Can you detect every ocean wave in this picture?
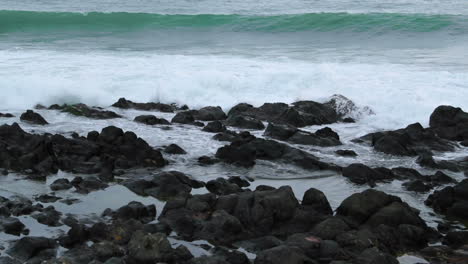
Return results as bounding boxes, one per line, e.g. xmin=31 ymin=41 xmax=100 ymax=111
xmin=1 ymin=10 xmax=466 ymax=34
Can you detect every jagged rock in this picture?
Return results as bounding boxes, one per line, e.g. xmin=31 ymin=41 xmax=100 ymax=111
xmin=134 ymin=115 xmax=170 ymax=125
xmin=51 ymin=103 xmax=121 ymax=119
xmin=112 ymin=98 xmax=175 ymax=112
xmin=355 ymin=122 xmax=455 ymax=156
xmin=123 ymin=171 xmax=204 ymax=200
xmin=206 ymin=178 xmax=243 ymax=195
xmin=32 ymin=206 xmax=62 ymax=226
xmin=265 ymin=123 xmax=341 ymax=146
xmin=324 ymin=94 xmax=374 ymax=120
xmin=0 ymin=123 xmax=166 ymax=176
xmin=20 ymin=110 xmax=48 ymax=125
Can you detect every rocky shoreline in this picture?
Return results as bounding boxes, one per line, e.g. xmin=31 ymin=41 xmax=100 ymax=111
xmin=0 ymin=95 xmax=466 ymax=264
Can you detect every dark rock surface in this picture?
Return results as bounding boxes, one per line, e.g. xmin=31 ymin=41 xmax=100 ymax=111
xmin=164 ymin=144 xmax=187 ymax=155
xmin=264 ymin=123 xmax=341 ymax=146
xmin=50 ymin=103 xmax=121 ymax=119
xmin=134 ymin=115 xmax=170 ymax=125
xmin=426 ymin=179 xmax=468 ymax=222
xmin=0 ymin=123 xmax=166 ymax=176
xmin=429 ymin=105 xmax=468 ymax=141
xmin=215 ymin=134 xmax=340 ymax=171
xmin=112 ymin=98 xmax=176 ymax=112
xmin=20 ymin=110 xmax=48 ymax=125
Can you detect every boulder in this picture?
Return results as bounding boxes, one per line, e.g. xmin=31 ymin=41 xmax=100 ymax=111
xmin=264 ymin=123 xmax=341 ymax=146
xmin=203 ymin=121 xmax=227 ymax=133
xmin=20 ymin=110 xmax=48 ymax=125
xmin=194 ymin=106 xmax=227 ymax=121
xmin=429 ymin=105 xmax=468 ymax=141
xmin=134 ymin=115 xmax=170 ymax=125
xmin=7 ymin=236 xmax=57 ymax=262
xmin=172 ymin=111 xmax=195 ymax=124
xmin=164 ymin=144 xmax=187 ymax=154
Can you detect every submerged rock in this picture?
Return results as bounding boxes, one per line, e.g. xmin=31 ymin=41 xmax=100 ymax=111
xmin=20 ymin=110 xmax=48 ymax=125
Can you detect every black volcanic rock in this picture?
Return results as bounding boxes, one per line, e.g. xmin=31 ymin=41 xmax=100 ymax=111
xmin=429 ymin=105 xmax=468 ymax=141
xmin=0 ymin=123 xmax=166 ymax=176
xmin=134 ymin=115 xmax=170 ymax=125
xmin=51 ymin=103 xmax=121 ymax=119
xmin=20 ymin=110 xmax=48 ymax=125
xmin=112 ymin=97 xmax=176 ymax=112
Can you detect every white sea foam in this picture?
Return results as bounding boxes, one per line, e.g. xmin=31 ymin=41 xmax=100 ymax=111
xmin=1 ymin=49 xmax=467 ymax=130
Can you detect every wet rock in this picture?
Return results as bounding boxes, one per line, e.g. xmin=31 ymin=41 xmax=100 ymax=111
xmin=91 ymin=241 xmax=124 ymax=262
xmin=264 ymin=123 xmax=341 ymax=146
xmin=337 ymin=189 xmax=427 ymax=229
xmin=0 ymin=217 xmax=27 ymax=236
xmin=311 ymin=217 xmax=350 ymax=240
xmin=134 ymin=115 xmax=170 ymax=125
xmin=342 ymin=163 xmax=394 ymax=186
xmin=108 ymin=201 xmax=156 ymax=224
xmin=0 ymin=196 xmax=42 ymax=216
xmin=194 ymin=106 xmax=227 ymax=121
xmin=32 ymin=206 xmax=62 ymax=226
xmin=355 ymin=247 xmax=398 ymax=264
xmin=355 ymin=122 xmax=455 ymax=156
xmin=227 ymin=176 xmax=251 ymax=188
xmin=20 ymin=110 xmax=48 ymax=125
xmin=302 ymin=188 xmax=333 ymax=215
xmin=235 ymin=236 xmax=283 ymax=253
xmin=403 ymin=180 xmax=432 ymax=193
xmin=35 ymin=194 xmax=61 ymax=203
xmin=7 ymin=236 xmax=57 ymax=263
xmin=203 ymin=121 xmax=227 ymax=133
xmin=59 ymin=223 xmax=90 ymax=248
xmin=127 ymin=231 xmax=188 ymax=264
xmin=0 ymin=123 xmax=166 ymax=176
xmin=164 ymin=144 xmax=187 ymax=154
xmin=112 ymin=98 xmax=175 ymax=112
xmin=71 ymin=176 xmax=108 ymax=193
xmin=426 ymin=179 xmax=468 ymax=222
xmin=198 ymin=156 xmax=220 ymax=165
xmin=206 ymin=178 xmax=243 ymax=195
xmin=254 ymin=245 xmax=311 ymax=264
xmin=160 ymin=186 xmax=326 ymax=244
xmin=50 ymin=178 xmax=73 ymax=191
xmin=213 ymin=130 xmax=256 ymax=143
xmin=52 ymin=103 xmax=121 ymax=119
xmin=123 ymin=171 xmax=204 ymax=200
xmin=429 ymin=105 xmax=468 ymax=141
xmin=0 ymin=113 xmax=14 ymax=118
xmin=324 ymin=94 xmax=374 ymax=120
xmin=172 ymin=111 xmax=195 ymax=124
xmin=443 ymin=231 xmax=468 ymax=248
xmin=335 ymin=150 xmax=357 ymax=157
xmin=225 ymin=115 xmax=265 ymax=130
xmin=215 ymin=136 xmax=340 ymax=172
xmin=416 ymin=153 xmax=463 ymax=172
